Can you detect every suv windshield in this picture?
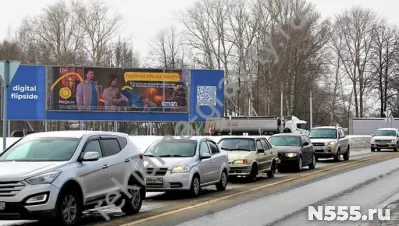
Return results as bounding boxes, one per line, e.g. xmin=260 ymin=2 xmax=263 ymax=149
xmin=375 ymin=130 xmax=397 ymax=136
xmin=0 ymin=137 xmax=80 ymax=161
xmin=144 ymin=140 xmax=197 ymax=157
xmin=218 ymin=138 xmax=255 ymax=151
xmin=309 ymin=129 xmax=337 ymax=139
xmin=269 ymin=136 xmax=301 ymax=146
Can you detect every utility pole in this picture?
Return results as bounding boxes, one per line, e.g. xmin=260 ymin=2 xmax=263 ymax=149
xmin=310 ymin=89 xmax=313 ymax=129
xmin=280 ymin=84 xmax=284 ymax=133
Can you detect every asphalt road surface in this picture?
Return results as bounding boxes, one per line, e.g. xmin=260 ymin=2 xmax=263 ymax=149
xmin=175 ymin=154 xmax=399 ymax=226
xmin=0 ymin=149 xmax=397 ymax=226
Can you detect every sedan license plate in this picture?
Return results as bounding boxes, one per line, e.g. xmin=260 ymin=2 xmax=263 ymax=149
xmin=146 ymin=177 xmax=163 ymax=184
xmin=0 ymin=202 xmax=5 ymax=211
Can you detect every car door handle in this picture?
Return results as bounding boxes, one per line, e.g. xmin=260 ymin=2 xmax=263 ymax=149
xmin=102 ymin=164 xmax=109 ymax=169
xmin=125 ymin=158 xmax=131 ymax=162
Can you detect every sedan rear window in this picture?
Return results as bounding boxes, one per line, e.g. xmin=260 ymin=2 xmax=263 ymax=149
xmin=0 ymin=138 xmax=80 ymax=161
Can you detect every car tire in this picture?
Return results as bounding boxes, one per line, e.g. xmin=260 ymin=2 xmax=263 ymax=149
xmin=334 ymin=149 xmax=341 ymax=162
xmin=55 ymin=190 xmax=82 ymax=226
xmin=395 ymin=144 xmax=398 ymax=152
xmin=296 ymin=156 xmax=303 ymax=172
xmin=248 ymin=164 xmax=258 ymax=182
xmin=343 ymin=146 xmax=350 ymax=161
xmin=216 ymin=170 xmax=228 ymax=191
xmin=371 ymin=148 xmax=375 ymax=152
xmin=308 ymin=154 xmax=316 ymax=169
xmin=121 ymin=179 xmax=144 ymax=215
xmin=189 ymin=175 xmax=201 ymax=197
xmin=267 ymin=161 xmax=276 ymax=178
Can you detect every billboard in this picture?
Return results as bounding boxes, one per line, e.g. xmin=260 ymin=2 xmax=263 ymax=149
xmin=189 ymin=70 xmax=224 ymax=122
xmin=7 ymin=65 xmax=46 ymax=120
xmin=49 ymin=67 xmax=189 ymax=112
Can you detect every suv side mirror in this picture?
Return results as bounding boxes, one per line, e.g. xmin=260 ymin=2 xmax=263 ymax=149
xmin=371 ymin=134 xmax=374 ymax=137
xmin=200 ymin=152 xmax=211 ymax=160
xmin=82 ymin=152 xmax=100 ymax=161
xmin=257 ymin=149 xmax=265 ymax=153
xmin=303 ymin=142 xmax=309 ymax=146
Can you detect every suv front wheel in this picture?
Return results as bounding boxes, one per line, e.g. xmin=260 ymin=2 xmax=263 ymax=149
xmin=121 ymin=178 xmax=144 ymax=215
xmin=56 ymin=190 xmax=82 ymax=226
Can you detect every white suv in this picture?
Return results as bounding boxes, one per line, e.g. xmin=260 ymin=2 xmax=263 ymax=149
xmin=0 ymin=131 xmax=146 ymax=226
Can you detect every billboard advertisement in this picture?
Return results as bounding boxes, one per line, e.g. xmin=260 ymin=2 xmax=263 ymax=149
xmin=189 ymin=69 xmax=224 ymax=122
xmin=7 ymin=65 xmax=46 ymax=120
xmin=49 ymin=67 xmax=189 ymax=112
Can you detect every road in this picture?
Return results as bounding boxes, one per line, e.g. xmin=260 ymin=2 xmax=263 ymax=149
xmin=174 ymin=154 xmax=399 ymax=226
xmin=1 ymin=149 xmax=398 ymax=226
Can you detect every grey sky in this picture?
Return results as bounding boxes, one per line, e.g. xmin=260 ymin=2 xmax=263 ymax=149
xmin=0 ymin=0 xmax=397 ymax=57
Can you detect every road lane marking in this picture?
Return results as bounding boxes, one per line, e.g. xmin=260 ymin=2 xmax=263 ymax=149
xmin=121 ymin=153 xmax=399 ymax=226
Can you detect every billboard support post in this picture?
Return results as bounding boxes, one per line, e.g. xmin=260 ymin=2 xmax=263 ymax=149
xmin=2 ymin=61 xmax=9 ymax=150
xmin=0 ymin=60 xmax=19 ymax=149
xmin=113 ymin=121 xmax=118 ymax=132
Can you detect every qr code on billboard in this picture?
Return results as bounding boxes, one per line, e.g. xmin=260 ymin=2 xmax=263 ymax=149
xmin=197 ymin=86 xmax=217 ymax=106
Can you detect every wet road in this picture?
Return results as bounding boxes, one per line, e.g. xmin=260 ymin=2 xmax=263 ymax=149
xmin=175 ymin=155 xmax=399 ymax=226
xmin=0 ymin=149 xmax=395 ymax=226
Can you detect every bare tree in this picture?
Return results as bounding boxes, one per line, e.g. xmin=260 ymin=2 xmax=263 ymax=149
xmin=74 ymin=0 xmax=123 ymax=66
xmin=370 ymin=19 xmax=399 ymax=116
xmin=148 ymin=25 xmax=183 ymax=68
xmin=334 ymin=6 xmax=377 ymax=117
xmin=111 ymin=37 xmax=140 ymax=67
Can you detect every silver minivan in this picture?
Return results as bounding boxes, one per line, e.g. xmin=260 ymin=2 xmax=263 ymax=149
xmin=143 ymin=137 xmax=229 ymax=197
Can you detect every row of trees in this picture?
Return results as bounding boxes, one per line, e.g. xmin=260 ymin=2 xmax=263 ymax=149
xmin=0 ymin=0 xmax=398 ymax=134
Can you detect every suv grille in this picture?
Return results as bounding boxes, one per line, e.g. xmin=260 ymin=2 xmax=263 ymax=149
xmin=145 ymin=168 xmax=168 ymax=176
xmin=312 ymin=143 xmax=325 ymax=146
xmin=0 ymin=181 xmax=25 ymax=197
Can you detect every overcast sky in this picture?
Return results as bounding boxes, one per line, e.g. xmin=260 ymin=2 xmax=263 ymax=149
xmin=0 ymin=0 xmax=397 ymax=57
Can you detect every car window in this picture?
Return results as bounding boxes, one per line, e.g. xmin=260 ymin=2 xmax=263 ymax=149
xmin=207 ymin=140 xmax=219 ymax=154
xmin=100 ymin=138 xmax=121 ymax=157
xmin=260 ymin=139 xmax=270 ymax=149
xmin=0 ymin=138 xmax=80 ymax=161
xmin=309 ymin=129 xmax=337 ymax=139
xmin=83 ymin=140 xmax=103 ymax=157
xmin=218 ymin=138 xmax=256 ymax=151
xmin=200 ymin=141 xmax=211 ymax=155
xmin=144 ymin=141 xmax=197 ymax=157
xmin=375 ymin=130 xmax=396 ymax=136
xmin=269 ymin=136 xmax=302 ymax=146
xmin=256 ymin=140 xmax=264 ymax=150
xmin=116 ymin=136 xmax=128 ymax=149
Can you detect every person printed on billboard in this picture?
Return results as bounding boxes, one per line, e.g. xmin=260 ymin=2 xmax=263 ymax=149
xmin=172 ymin=82 xmax=187 ymax=110
xmin=102 ymin=74 xmax=127 ymax=111
xmin=120 ymin=89 xmax=157 ymax=111
xmin=76 ymin=69 xmax=100 ymax=111
xmin=140 ymin=96 xmax=157 ymax=111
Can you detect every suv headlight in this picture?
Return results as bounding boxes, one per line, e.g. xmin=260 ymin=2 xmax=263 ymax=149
xmin=25 ymin=171 xmax=61 ymax=185
xmin=171 ymin=165 xmax=190 ymax=173
xmin=391 ymin=139 xmax=396 ymax=143
xmin=328 ymin=141 xmax=335 ymax=148
xmin=285 ymin=153 xmax=297 ymax=158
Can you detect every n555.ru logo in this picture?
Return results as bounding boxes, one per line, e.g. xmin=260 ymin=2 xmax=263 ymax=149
xmin=308 ymin=206 xmax=390 ymax=221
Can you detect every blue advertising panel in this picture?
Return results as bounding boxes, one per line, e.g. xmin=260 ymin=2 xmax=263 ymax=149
xmin=7 ymin=65 xmax=46 ymax=120
xmin=46 ymin=111 xmax=189 ymax=121
xmin=189 ymin=70 xmax=224 ymax=122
